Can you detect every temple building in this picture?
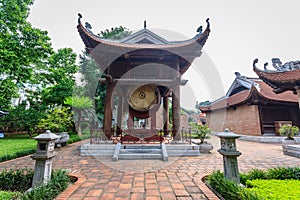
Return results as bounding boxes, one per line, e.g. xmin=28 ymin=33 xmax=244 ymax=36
xmin=253 ymin=58 xmax=300 ymax=106
xmin=77 ymin=14 xmax=210 ymax=142
xmin=200 ymin=71 xmax=300 ymax=136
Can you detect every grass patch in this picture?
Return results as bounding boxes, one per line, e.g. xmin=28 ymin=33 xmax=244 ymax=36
xmin=246 ymin=179 xmax=300 ymax=200
xmin=0 ymin=138 xmax=36 ymax=157
xmin=0 ymin=131 xmax=89 ymax=163
xmin=208 ymin=167 xmax=300 ymax=200
xmin=0 ymin=137 xmax=36 ymax=162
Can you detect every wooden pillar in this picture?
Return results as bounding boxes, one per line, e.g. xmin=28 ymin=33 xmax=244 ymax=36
xmin=163 ymin=96 xmax=169 ymax=135
xmin=127 ymin=114 xmax=134 ymax=130
xmin=172 ymin=83 xmax=180 ymax=140
xmin=117 ymin=95 xmax=123 ymax=129
xmin=103 ymin=82 xmax=115 ymax=138
xmin=151 ymin=111 xmax=156 ymax=130
xmin=296 ymin=87 xmax=300 ymax=110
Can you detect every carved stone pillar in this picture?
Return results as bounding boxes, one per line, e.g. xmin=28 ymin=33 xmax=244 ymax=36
xmin=163 ymin=96 xmax=169 ymax=135
xmin=172 ymin=83 xmax=180 ymax=140
xmin=103 ymin=82 xmax=115 ymax=138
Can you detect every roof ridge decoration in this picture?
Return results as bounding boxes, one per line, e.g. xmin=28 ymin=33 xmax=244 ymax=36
xmin=253 ymin=58 xmax=300 ymax=72
xmin=226 ymin=72 xmax=260 ymax=97
xmin=77 ymin=13 xmax=210 ymax=51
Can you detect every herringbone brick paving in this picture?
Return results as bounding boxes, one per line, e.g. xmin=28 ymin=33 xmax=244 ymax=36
xmin=0 ymin=136 xmax=299 ymax=199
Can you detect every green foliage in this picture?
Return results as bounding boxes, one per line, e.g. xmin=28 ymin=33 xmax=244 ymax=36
xmin=240 ymin=167 xmax=300 ymax=185
xmin=266 ymin=166 xmax=300 ymax=180
xmin=0 ymin=0 xmax=53 ymax=109
xmin=65 ymin=96 xmax=93 ymax=110
xmin=240 ymin=169 xmax=267 ymax=185
xmin=246 ymin=179 xmax=300 ymax=200
xmin=99 ymin=26 xmax=131 ymax=40
xmin=22 ymin=169 xmax=71 ymax=200
xmin=0 ymin=79 xmax=18 ymax=110
xmin=207 ymin=171 xmax=261 ymax=200
xmin=195 ymin=125 xmax=211 ymax=144
xmin=0 ymin=149 xmax=36 ymax=163
xmin=65 ymin=96 xmax=94 ymax=136
xmin=0 ymin=190 xmax=20 ymax=200
xmin=279 ymin=125 xmax=299 ymax=140
xmin=0 ymin=104 xmax=46 ymax=137
xmin=67 ymin=132 xmax=90 ymax=144
xmin=0 ymin=168 xmax=34 ymax=192
xmin=0 ymin=169 xmax=72 ymax=200
xmin=40 ymin=48 xmax=78 ymax=106
xmin=37 ymin=106 xmax=73 ymax=133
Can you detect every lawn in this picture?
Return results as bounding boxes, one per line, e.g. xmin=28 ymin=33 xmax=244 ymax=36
xmin=246 ymin=179 xmax=300 ymax=200
xmin=0 ymin=138 xmax=36 ymax=157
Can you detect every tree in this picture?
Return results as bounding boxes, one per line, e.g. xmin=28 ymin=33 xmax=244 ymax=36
xmin=99 ymin=26 xmax=131 ymax=40
xmin=65 ymin=96 xmax=94 ymax=136
xmin=0 ymin=103 xmax=46 ymax=137
xmin=78 ymin=26 xmax=131 ymax=126
xmin=40 ymin=48 xmax=78 ymax=106
xmin=36 ymin=106 xmax=73 ymax=133
xmin=0 ymin=0 xmax=53 ymax=109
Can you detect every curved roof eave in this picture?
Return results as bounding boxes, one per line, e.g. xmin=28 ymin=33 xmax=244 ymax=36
xmin=77 ymin=14 xmax=210 ymax=53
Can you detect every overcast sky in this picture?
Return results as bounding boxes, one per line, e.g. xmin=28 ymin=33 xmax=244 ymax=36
xmin=28 ymin=0 xmax=300 ymax=110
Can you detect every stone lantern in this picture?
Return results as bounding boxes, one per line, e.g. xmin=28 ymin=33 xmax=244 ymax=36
xmin=31 ymin=130 xmax=60 ymax=187
xmin=216 ymin=128 xmax=242 ymax=184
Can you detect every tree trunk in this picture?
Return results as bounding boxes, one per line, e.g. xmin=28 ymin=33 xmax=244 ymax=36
xmin=77 ymin=111 xmax=82 ymax=137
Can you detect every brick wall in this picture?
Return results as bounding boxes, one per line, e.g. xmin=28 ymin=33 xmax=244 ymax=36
xmin=205 ymin=104 xmax=262 ymax=136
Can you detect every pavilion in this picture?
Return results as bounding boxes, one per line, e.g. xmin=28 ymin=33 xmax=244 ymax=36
xmin=77 ymin=14 xmax=210 ymax=143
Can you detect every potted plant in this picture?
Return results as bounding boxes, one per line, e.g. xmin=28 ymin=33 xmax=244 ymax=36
xmin=279 ymin=124 xmax=299 ymax=155
xmin=280 ymin=125 xmax=299 ymax=140
xmin=195 ymin=124 xmax=213 ymax=153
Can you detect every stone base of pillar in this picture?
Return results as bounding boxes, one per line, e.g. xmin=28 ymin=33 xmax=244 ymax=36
xmin=32 ymin=158 xmax=53 ymax=187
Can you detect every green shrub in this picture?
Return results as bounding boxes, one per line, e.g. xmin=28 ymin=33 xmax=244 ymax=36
xmin=22 ymin=169 xmax=72 ymax=200
xmin=266 ymin=166 xmax=300 ymax=180
xmin=207 ymin=171 xmax=261 ymax=200
xmin=240 ymin=169 xmax=267 ymax=185
xmin=0 ymin=168 xmax=33 ymax=192
xmin=0 ymin=190 xmax=20 ymax=200
xmin=0 ymin=149 xmax=36 ymax=163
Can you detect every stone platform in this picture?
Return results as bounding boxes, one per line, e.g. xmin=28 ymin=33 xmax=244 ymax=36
xmin=282 ymin=144 xmax=300 ymax=158
xmin=79 ymin=142 xmax=200 ymax=161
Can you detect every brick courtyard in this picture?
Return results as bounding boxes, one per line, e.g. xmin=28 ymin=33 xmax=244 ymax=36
xmin=0 ymin=136 xmax=299 ymax=199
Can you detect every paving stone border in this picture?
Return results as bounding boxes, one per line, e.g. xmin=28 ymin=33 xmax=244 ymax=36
xmin=55 ymin=173 xmax=86 ymax=200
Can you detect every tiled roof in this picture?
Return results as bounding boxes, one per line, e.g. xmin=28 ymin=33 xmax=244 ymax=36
xmin=254 ymin=68 xmax=300 ymax=83
xmin=255 ymin=80 xmax=298 ymax=102
xmin=200 ymin=90 xmax=251 ymax=111
xmin=200 ymin=79 xmax=298 ymax=112
xmin=77 ymin=14 xmax=210 ymax=53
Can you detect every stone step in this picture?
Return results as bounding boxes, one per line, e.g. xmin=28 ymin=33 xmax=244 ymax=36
xmin=121 ymin=145 xmax=161 ymax=149
xmin=118 ymin=153 xmax=163 ymax=160
xmin=119 ymin=149 xmax=161 ymax=154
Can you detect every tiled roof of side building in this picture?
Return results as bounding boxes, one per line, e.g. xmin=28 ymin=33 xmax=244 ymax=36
xmin=200 ymin=78 xmax=298 ymax=112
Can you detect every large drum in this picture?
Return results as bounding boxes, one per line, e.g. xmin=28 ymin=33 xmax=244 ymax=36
xmin=128 ymin=84 xmax=160 ymax=112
